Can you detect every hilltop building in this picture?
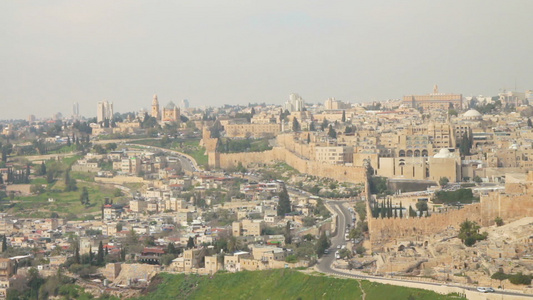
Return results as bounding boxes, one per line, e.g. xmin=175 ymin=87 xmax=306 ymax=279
xmin=402 ymin=85 xmax=462 ymax=110
xmin=151 ymin=94 xmax=180 ymax=122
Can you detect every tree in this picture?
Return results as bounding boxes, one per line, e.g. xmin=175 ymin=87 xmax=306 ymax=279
xmin=355 ymin=245 xmax=366 ymax=255
xmin=327 ymin=125 xmax=337 ymax=139
xmin=341 ymin=110 xmax=346 ymax=122
xmin=97 ymin=241 xmax=104 ymax=266
xmin=292 ymin=118 xmax=300 ymax=132
xmin=105 ymin=143 xmax=117 ymax=151
xmin=473 ymin=176 xmax=482 ymax=184
xmin=321 ymin=118 xmax=328 ymax=131
xmin=39 ymin=162 xmax=46 ymax=176
xmin=1 ymin=235 xmax=6 ymax=252
xmin=187 ymin=237 xmax=195 ymax=249
xmin=458 ymin=220 xmax=487 ymax=246
xmin=458 ymin=132 xmax=473 ymax=156
xmin=315 ymin=231 xmax=331 ymax=256
xmin=408 ymin=205 xmax=417 ymax=218
xmin=491 ymin=269 xmax=508 ymax=286
xmin=509 ymin=273 xmax=532 ymax=285
xmin=74 ymin=245 xmax=80 ymax=264
xmin=120 ymin=247 xmax=127 ymax=261
xmin=79 ymin=187 xmax=90 ymax=206
xmin=439 ymin=177 xmax=449 ymax=187
xmin=416 ymin=201 xmax=428 ymax=214
xmin=494 ymin=217 xmax=504 ymax=226
xmin=167 ymin=242 xmax=178 ymax=255
xmin=116 ymin=222 xmax=123 ymax=232
xmin=27 ymin=267 xmax=45 ymax=299
xmin=277 ymin=185 xmax=291 ymax=216
xmin=46 ymin=171 xmax=54 ymax=184
xmin=64 ymin=171 xmax=77 ymax=192
xmin=284 ymin=221 xmax=292 ymax=244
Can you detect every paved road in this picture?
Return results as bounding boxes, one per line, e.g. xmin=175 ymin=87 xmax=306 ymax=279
xmin=128 ymin=144 xmax=200 ymax=173
xmin=316 ymin=200 xmax=533 ymax=299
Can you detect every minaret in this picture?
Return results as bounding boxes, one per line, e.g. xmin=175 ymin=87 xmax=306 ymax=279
xmin=151 ymin=94 xmax=160 ymax=120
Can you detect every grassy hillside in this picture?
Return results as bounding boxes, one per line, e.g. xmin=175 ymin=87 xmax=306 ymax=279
xmin=134 ymin=269 xmax=466 ymax=300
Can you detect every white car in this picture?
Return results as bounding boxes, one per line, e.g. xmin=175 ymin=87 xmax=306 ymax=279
xmin=476 ymin=287 xmax=494 ymax=293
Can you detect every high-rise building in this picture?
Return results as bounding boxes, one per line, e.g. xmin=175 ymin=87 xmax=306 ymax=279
xmin=284 ymin=93 xmax=304 ymax=112
xmin=72 ymin=102 xmax=79 ymax=117
xmin=97 ymin=100 xmax=113 ymax=123
xmin=181 ymin=99 xmax=189 ymax=109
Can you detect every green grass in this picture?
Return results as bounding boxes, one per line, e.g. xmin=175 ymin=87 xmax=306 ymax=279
xmin=71 ymin=172 xmax=95 ymax=182
xmin=47 ymin=144 xmax=77 ymax=154
xmin=134 ymin=269 xmax=466 ymax=300
xmin=30 ymin=177 xmax=48 ymax=185
xmin=11 ymin=179 xmax=120 ymax=219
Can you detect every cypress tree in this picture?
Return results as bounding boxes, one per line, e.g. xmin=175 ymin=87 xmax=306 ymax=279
xmin=1 ymin=235 xmax=7 ymax=252
xmin=40 ymin=162 xmax=46 ymax=176
xmin=89 ymin=246 xmax=94 ymax=264
xmin=97 ymin=241 xmax=104 ymax=265
xmin=277 ymin=185 xmax=292 ymax=216
xmin=75 ymin=245 xmax=80 ymax=264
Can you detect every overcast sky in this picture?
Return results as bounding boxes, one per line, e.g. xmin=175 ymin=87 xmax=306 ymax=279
xmin=1 ymin=1 xmax=532 ymax=119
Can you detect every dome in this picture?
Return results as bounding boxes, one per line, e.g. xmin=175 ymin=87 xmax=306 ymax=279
xmin=463 ymin=109 xmax=482 ymax=119
xmin=434 ymin=148 xmax=454 ymax=158
xmin=165 ymin=101 xmax=177 ymax=109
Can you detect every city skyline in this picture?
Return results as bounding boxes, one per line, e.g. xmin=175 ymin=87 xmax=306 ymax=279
xmin=2 ymin=1 xmax=533 ymax=119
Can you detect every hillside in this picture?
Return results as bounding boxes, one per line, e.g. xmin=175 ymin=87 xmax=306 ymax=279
xmin=133 ymin=269 xmax=466 ymax=300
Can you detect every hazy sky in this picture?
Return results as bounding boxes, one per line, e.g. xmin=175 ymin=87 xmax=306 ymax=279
xmin=1 ymin=1 xmax=532 ymax=119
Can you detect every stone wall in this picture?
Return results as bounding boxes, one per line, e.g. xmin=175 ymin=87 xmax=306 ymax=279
xmin=480 ymin=192 xmax=533 ymax=226
xmin=368 ymin=204 xmax=482 ymax=251
xmin=213 ymin=147 xmax=366 ymax=184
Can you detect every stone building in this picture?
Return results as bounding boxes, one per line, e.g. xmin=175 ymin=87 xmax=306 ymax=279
xmin=402 ymin=85 xmax=462 ymax=110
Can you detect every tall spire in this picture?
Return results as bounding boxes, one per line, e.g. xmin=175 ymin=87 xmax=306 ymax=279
xmin=433 ymin=84 xmax=439 ymax=94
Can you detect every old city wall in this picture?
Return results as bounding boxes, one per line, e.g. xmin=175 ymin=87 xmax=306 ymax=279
xmin=480 ymin=191 xmax=533 ymax=227
xmin=213 ymin=147 xmax=366 ymax=184
xmin=276 ymin=134 xmax=314 ymax=160
xmin=368 ymin=204 xmax=482 ymax=251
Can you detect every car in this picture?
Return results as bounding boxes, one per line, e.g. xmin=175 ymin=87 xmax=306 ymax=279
xmin=476 ymin=287 xmax=494 ymax=293
xmin=337 ymin=245 xmax=341 ymax=249
xmin=324 ymin=249 xmax=329 ymax=254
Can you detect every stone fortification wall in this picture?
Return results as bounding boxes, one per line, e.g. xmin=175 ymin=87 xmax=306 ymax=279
xmin=480 ymin=192 xmax=533 ymax=226
xmin=276 ymin=134 xmax=314 ymax=160
xmin=214 ymin=147 xmax=366 ymax=184
xmin=368 ymin=204 xmax=482 ymax=251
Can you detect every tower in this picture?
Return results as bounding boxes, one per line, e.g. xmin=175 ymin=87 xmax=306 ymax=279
xmin=97 ymin=100 xmax=113 ymax=123
xmin=151 ymin=94 xmax=160 ymax=120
